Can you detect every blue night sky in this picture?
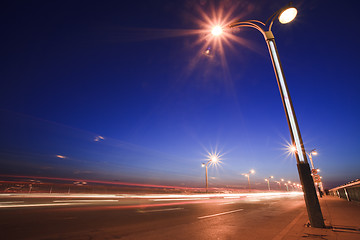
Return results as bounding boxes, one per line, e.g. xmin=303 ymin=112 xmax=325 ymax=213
xmin=1 ymin=0 xmax=359 ymax=189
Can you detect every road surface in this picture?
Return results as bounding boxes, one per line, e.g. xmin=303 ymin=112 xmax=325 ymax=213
xmin=0 ymin=192 xmax=305 ymax=239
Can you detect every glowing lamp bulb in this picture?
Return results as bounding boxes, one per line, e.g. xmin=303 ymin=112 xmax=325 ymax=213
xmin=211 ymin=26 xmax=223 ymax=36
xmin=290 ymin=145 xmax=297 ymax=153
xmin=279 ymin=7 xmax=297 ymax=24
xmin=211 ymin=156 xmax=218 ymax=162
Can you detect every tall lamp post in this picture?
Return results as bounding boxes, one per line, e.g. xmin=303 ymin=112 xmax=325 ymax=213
xmin=212 ymin=3 xmax=325 ymax=228
xmin=242 ymin=169 xmax=255 ymax=191
xmin=202 ymin=154 xmax=218 ymax=193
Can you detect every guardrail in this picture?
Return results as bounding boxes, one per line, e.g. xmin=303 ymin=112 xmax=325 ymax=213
xmin=329 ymin=179 xmax=360 ymax=202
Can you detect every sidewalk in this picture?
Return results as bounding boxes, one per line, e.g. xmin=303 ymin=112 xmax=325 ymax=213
xmin=281 ymin=196 xmax=360 ymax=239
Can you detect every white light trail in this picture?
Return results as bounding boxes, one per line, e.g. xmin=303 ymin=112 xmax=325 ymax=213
xmin=138 ymin=208 xmax=184 ymax=213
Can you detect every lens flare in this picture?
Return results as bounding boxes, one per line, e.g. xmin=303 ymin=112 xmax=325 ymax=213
xmin=202 ymin=145 xmax=225 ymax=168
xmin=187 ymin=1 xmax=257 ymax=88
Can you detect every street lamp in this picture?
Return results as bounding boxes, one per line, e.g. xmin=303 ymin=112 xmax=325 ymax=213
xmin=211 ymin=3 xmax=325 ymax=228
xmin=307 ymin=149 xmax=318 ymax=170
xmin=264 ymin=178 xmax=270 ymax=191
xmin=275 ymin=181 xmax=281 ymax=190
xmin=202 ymin=154 xmax=219 ymax=193
xmin=242 ymin=169 xmax=255 ymax=191
xmin=307 ymin=149 xmax=324 ymax=194
xmin=268 ymin=175 xmax=274 ymax=190
xmin=284 ymin=183 xmax=289 ymax=191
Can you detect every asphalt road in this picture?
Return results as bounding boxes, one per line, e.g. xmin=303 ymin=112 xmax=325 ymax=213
xmin=0 ymin=192 xmax=306 ymax=240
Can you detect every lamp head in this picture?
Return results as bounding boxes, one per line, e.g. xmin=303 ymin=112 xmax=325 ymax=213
xmin=278 ymin=7 xmax=297 ymax=24
xmin=250 ymin=169 xmax=255 ymax=174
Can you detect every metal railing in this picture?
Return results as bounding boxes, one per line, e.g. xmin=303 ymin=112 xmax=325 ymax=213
xmin=329 ymin=179 xmax=360 ymax=202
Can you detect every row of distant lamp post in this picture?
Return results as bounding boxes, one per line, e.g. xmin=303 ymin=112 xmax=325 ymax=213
xmin=204 ymin=2 xmax=325 ymax=228
xmin=202 ymin=163 xmax=301 ymax=192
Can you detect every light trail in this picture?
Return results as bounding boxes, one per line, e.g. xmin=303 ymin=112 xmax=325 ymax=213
xmin=151 ymin=198 xmax=209 ymax=201
xmin=0 ymin=191 xmax=303 ymax=200
xmin=0 ymin=203 xmax=81 ymax=208
xmin=0 ymin=192 xmax=303 ymax=210
xmin=53 ymin=200 xmax=119 ymax=203
xmin=137 ymin=208 xmax=184 ymax=213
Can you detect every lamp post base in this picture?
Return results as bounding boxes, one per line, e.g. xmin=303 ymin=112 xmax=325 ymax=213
xmin=297 ymin=162 xmax=325 ymax=228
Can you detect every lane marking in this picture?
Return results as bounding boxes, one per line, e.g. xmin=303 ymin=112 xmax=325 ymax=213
xmin=198 ymin=209 xmax=243 ymax=219
xmin=272 ymin=210 xmax=304 ymax=240
xmin=138 ymin=207 xmax=184 ymax=213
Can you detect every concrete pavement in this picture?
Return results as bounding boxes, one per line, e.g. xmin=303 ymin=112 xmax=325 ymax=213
xmin=279 ymin=196 xmax=360 ymax=240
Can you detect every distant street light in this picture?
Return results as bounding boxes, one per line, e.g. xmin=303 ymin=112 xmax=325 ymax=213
xmin=284 ymin=183 xmax=289 ymax=191
xmin=275 ymin=181 xmax=281 ymax=190
xmin=202 ymin=154 xmax=219 ymax=193
xmin=307 ymin=149 xmax=324 ymax=194
xmin=207 ymin=2 xmax=324 ymax=228
xmin=307 ymin=149 xmax=318 ymax=170
xmin=265 ymin=178 xmax=270 ymax=191
xmin=268 ymin=176 xmax=274 ymax=190
xmin=242 ymin=169 xmax=255 ymax=191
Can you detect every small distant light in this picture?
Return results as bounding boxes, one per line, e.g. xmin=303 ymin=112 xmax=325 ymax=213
xmin=56 ymin=155 xmax=67 ymax=159
xmin=203 ymin=47 xmax=211 ymax=56
xmin=94 ymin=135 xmax=105 ymax=142
xmin=211 ymin=25 xmax=223 ymax=36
